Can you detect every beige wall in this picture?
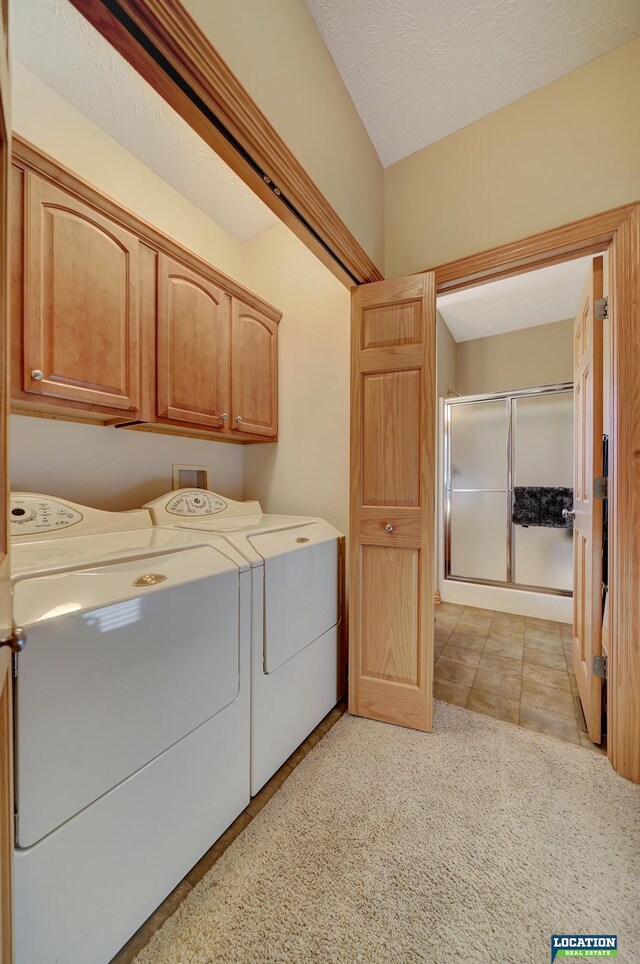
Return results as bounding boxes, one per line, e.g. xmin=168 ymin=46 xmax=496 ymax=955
xmin=455 ymin=319 xmax=573 ymax=396
xmin=436 ymin=312 xmax=457 ymax=399
xmin=9 ymin=417 xmax=244 ymax=511
xmin=242 ymin=224 xmax=350 ymax=537
xmin=385 ymin=37 xmax=640 ymax=276
xmin=13 ymin=64 xmax=244 ymax=279
xmin=10 ymin=64 xmax=246 ymax=509
xmin=182 ymin=0 xmax=385 ymax=274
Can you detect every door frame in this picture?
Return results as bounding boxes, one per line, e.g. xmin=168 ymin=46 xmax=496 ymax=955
xmin=426 ymin=202 xmax=640 ymax=784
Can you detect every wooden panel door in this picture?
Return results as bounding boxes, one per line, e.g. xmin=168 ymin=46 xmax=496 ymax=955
xmin=23 ymin=173 xmax=142 ymax=413
xmin=231 ymin=299 xmax=277 ymax=438
xmin=350 ymin=274 xmax=436 ymax=730
xmin=0 ymin=0 xmax=13 ymax=957
xmin=157 ymin=253 xmax=230 ymax=428
xmin=572 ymin=256 xmax=604 ymax=743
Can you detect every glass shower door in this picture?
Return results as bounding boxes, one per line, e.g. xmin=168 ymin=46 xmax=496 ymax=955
xmin=447 ymin=399 xmax=509 ymax=582
xmin=512 ymin=392 xmax=574 ymax=592
xmin=445 ymin=384 xmax=573 ymax=596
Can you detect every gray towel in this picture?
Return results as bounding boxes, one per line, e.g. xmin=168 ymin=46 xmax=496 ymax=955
xmin=512 ymin=487 xmax=573 ymax=528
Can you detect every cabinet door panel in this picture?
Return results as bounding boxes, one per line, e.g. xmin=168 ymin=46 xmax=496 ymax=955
xmin=231 ymin=300 xmax=277 ymax=437
xmin=23 ymin=173 xmax=141 ymax=412
xmin=157 ymin=254 xmax=230 ymax=428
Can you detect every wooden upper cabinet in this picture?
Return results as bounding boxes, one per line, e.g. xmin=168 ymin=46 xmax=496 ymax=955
xmin=231 ymin=299 xmax=278 ymax=438
xmin=11 ymin=140 xmax=281 ymax=442
xmin=157 ymin=254 xmax=230 ymax=428
xmin=21 ymin=172 xmax=142 ymax=414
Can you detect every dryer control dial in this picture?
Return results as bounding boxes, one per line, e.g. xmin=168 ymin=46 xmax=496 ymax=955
xmin=10 ymin=497 xmax=83 ymax=535
xmin=166 ymin=490 xmax=228 ymax=516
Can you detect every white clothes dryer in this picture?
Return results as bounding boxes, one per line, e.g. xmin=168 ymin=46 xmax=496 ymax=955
xmin=10 ymin=493 xmax=251 ymax=964
xmin=144 ymin=489 xmax=345 ymax=794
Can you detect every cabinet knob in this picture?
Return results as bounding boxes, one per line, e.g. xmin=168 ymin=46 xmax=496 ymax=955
xmin=219 ymin=413 xmax=228 ymax=422
xmin=31 ymin=370 xmax=44 ymax=381
xmin=385 ymin=523 xmax=394 ymax=533
xmin=235 ymin=416 xmax=243 ymax=423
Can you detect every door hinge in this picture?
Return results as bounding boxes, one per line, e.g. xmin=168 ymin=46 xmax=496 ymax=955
xmin=593 ymin=654 xmax=608 ymax=679
xmin=594 ymin=476 xmax=608 ymax=500
xmin=594 ymin=296 xmax=609 ymax=321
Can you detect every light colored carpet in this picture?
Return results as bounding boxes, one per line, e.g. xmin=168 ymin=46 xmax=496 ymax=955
xmin=136 ymin=702 xmax=640 ymax=964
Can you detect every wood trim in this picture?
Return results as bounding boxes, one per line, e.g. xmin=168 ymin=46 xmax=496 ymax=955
xmin=431 ymin=203 xmax=640 ymax=293
xmin=115 ymin=421 xmax=276 ymax=444
xmin=68 ymin=0 xmax=383 ymax=289
xmin=427 ymin=202 xmax=640 ymax=784
xmin=608 ymin=204 xmax=640 ymax=783
xmin=11 ymin=135 xmax=283 ymax=324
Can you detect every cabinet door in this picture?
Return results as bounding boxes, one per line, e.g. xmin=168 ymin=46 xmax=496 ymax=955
xmin=23 ymin=173 xmax=142 ymax=412
xmin=157 ymin=254 xmax=230 ymax=428
xmin=231 ymin=299 xmax=277 ymax=437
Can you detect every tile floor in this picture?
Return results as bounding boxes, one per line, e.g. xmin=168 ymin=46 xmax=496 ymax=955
xmin=434 ymin=601 xmax=605 ymax=752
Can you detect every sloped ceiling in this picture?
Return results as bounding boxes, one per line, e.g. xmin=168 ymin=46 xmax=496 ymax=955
xmin=12 ymin=0 xmax=279 ymax=243
xmin=438 ymin=256 xmax=593 ymax=342
xmin=306 ymin=0 xmax=640 ymax=166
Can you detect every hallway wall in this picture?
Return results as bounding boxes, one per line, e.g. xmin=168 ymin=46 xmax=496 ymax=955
xmin=385 ymin=37 xmax=640 ymax=275
xmin=455 ymin=319 xmax=573 ymax=396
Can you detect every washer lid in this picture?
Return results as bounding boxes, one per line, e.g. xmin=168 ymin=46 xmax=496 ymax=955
xmin=11 ymin=527 xmax=250 ymax=583
xmin=13 ymin=542 xmax=237 ymax=628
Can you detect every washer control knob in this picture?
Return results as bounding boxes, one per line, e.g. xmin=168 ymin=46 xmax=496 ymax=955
xmin=385 ymin=523 xmax=394 ymax=533
xmin=31 ymin=369 xmax=44 ymax=380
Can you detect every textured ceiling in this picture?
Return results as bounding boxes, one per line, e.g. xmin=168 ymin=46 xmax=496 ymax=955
xmin=11 ymin=0 xmax=279 ymax=242
xmin=437 ymin=256 xmax=592 ymax=342
xmin=306 ymin=0 xmax=640 ymax=166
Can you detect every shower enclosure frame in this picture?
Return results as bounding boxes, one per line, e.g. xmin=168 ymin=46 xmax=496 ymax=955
xmin=444 ymin=382 xmax=574 ymax=597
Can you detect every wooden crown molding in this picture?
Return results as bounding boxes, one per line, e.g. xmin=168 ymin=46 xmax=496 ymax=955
xmin=11 ymin=134 xmax=282 ymax=323
xmin=68 ymin=0 xmax=383 ymax=288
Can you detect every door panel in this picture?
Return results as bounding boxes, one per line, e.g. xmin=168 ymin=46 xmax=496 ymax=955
xmin=231 ymin=299 xmax=277 ymax=437
xmin=0 ymin=0 xmax=12 ymax=956
xmin=350 ymin=274 xmax=435 ymax=731
xmin=361 ymin=545 xmax=420 ymax=685
xmin=362 ymin=300 xmax=422 ymax=350
xmin=157 ymin=254 xmax=230 ymax=427
xmin=362 ymin=370 xmax=420 ymax=506
xmin=23 ymin=174 xmax=142 ymax=412
xmin=572 ymin=256 xmax=604 ymax=743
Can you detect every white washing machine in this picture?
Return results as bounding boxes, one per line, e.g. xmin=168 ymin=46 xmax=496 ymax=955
xmin=10 ymin=493 xmax=251 ymax=964
xmin=144 ymin=489 xmax=345 ymax=794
